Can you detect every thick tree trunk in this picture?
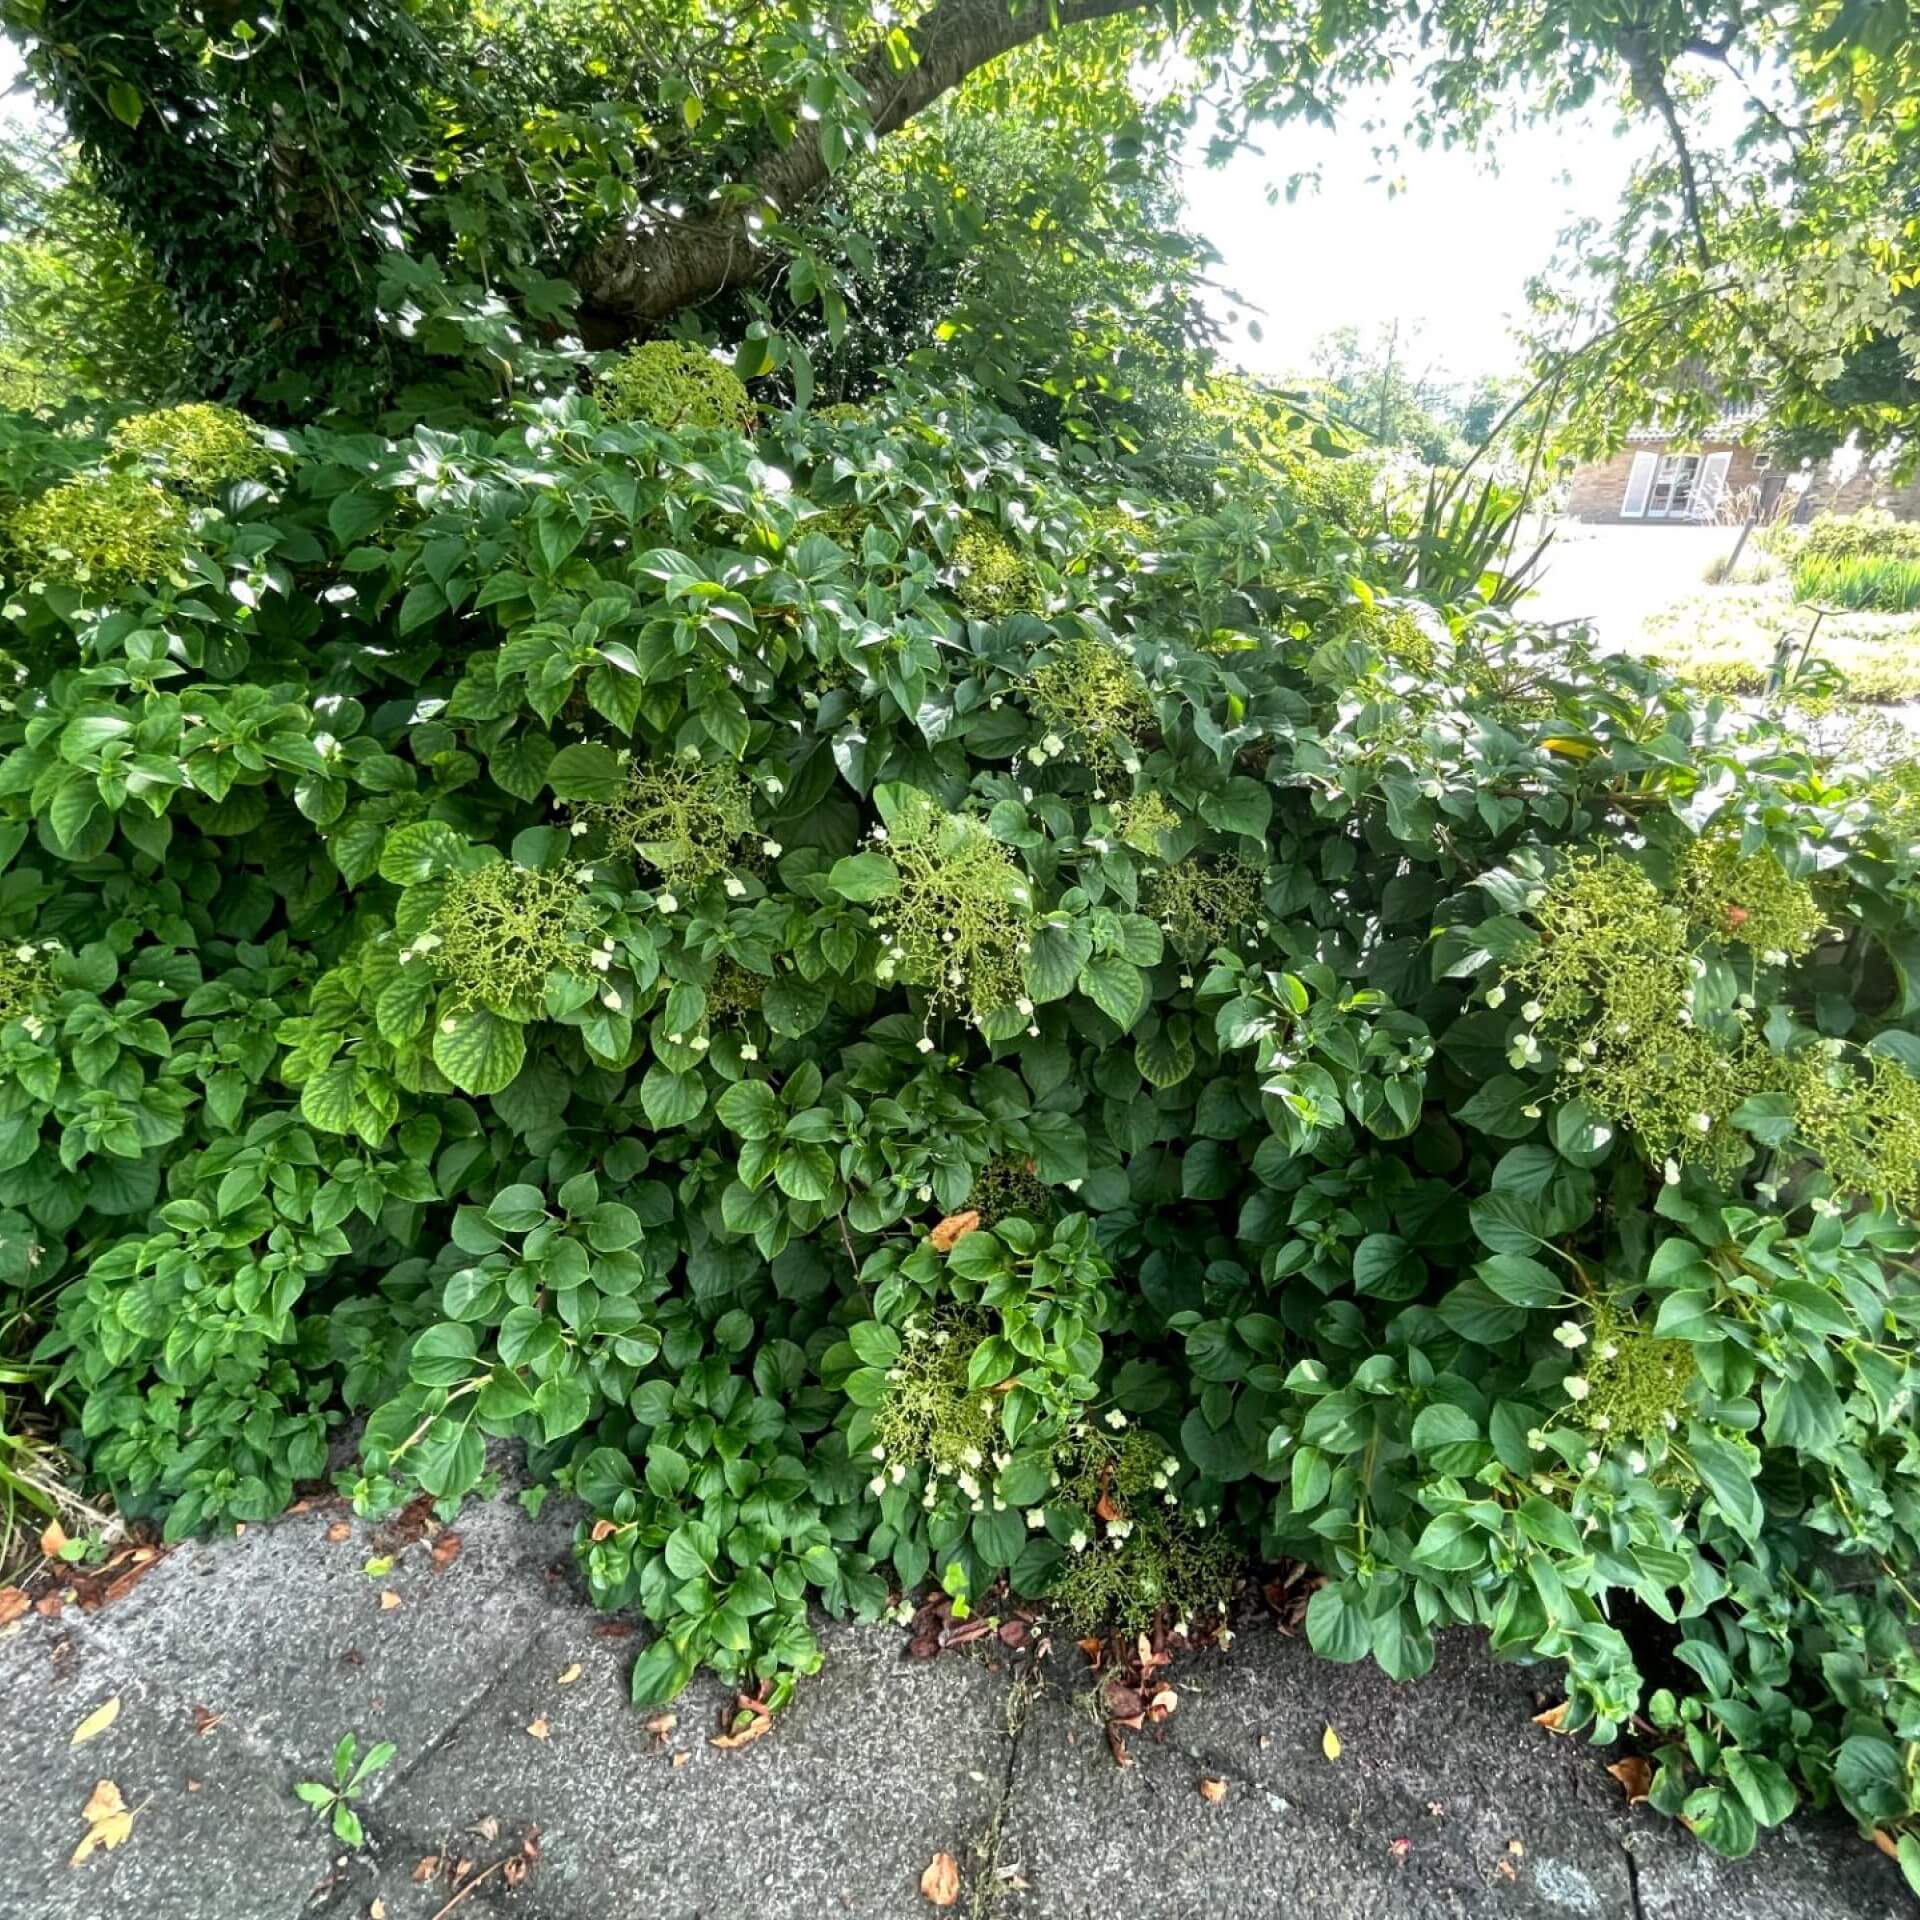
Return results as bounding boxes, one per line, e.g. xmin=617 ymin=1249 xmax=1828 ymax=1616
xmin=572 ymin=0 xmax=1148 ymax=336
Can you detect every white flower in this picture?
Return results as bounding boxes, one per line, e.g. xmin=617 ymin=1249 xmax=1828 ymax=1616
xmin=1103 ymin=1409 xmax=1128 ymax=1429
xmin=1663 ymin=1157 xmax=1682 ymax=1185
xmin=1690 ymin=1112 xmax=1712 ymax=1135
xmin=600 ymin=990 xmax=621 ymax=1010
xmin=916 ymin=1035 xmax=935 ymax=1054
xmin=1179 ymin=974 xmax=1193 ymax=989
xmin=439 ymin=1015 xmax=458 ymax=1034
xmin=871 ymin=1445 xmax=886 ymax=1461
xmin=1042 ymin=732 xmax=1065 ymax=755
xmin=1521 ymin=1103 xmax=1542 ymax=1120
xmin=1522 ymin=1000 xmax=1543 ymax=1022
xmin=739 ymin=1042 xmax=759 ymax=1062
xmin=1564 ymin=1375 xmax=1591 ymax=1401
xmin=870 ymin=825 xmax=888 ymax=843
xmin=868 ymin=1475 xmax=886 ymax=1497
xmin=724 ymin=875 xmax=747 ymax=898
xmin=1068 ymin=1530 xmax=1088 ymax=1553
xmin=569 ymin=820 xmax=590 ymax=837
xmin=1527 ymin=1428 xmax=1548 ymax=1452
xmin=1485 ymin=985 xmax=1506 ymax=1008
xmin=1553 ymin=1321 xmax=1587 ymax=1349
xmin=890 ymin=1462 xmax=906 ymax=1484
xmin=1592 ymin=1413 xmax=1611 ymax=1432
xmin=657 ymin=890 xmax=679 ymax=913
xmin=764 ymin=776 xmax=784 ymax=795
xmin=762 ymin=840 xmax=783 ymax=858
xmin=1016 ymin=997 xmax=1034 ymax=1017
xmin=1026 ymin=1509 xmax=1046 ymax=1529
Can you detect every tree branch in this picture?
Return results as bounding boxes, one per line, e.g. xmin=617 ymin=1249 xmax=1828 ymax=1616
xmin=1617 ymin=28 xmax=1714 ymax=271
xmin=571 ymin=0 xmax=1150 ymax=335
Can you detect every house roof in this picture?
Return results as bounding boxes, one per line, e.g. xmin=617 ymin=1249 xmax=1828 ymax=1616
xmin=1625 ymin=402 xmax=1766 ymax=444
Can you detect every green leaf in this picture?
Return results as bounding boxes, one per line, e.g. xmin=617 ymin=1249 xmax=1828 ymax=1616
xmin=1078 ymin=953 xmax=1145 ymax=1031
xmin=826 ymin=851 xmax=900 ymax=901
xmin=715 ymin=1078 xmax=782 ymax=1139
xmin=432 ymin=1005 xmax=526 ymax=1096
xmin=410 ymin=1321 xmax=480 ymax=1388
xmin=1723 ymin=1750 xmax=1796 ymax=1828
xmin=1304 ymin=1581 xmax=1371 ymax=1662
xmin=547 ymin=743 xmax=627 ymax=803
xmin=106 ymin=80 xmax=144 ymax=127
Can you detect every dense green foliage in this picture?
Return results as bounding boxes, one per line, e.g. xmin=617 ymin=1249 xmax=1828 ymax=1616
xmin=4 ymin=370 xmax=1920 ymax=1884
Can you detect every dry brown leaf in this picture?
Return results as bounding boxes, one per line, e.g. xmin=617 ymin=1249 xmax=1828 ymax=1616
xmin=1872 ymin=1830 xmax=1901 ymax=1862
xmin=1321 ymin=1724 xmax=1342 ymax=1762
xmin=184 ymin=1777 xmax=201 ymax=1793
xmin=378 ymin=1590 xmax=401 ymax=1612
xmin=325 ymin=1521 xmax=353 ymax=1544
xmin=71 ymin=1696 xmax=121 ymax=1747
xmin=40 ymin=1519 xmax=69 ymax=1560
xmin=370 ymin=1901 xmax=387 ymax=1919
xmin=430 ymin=1532 xmax=463 ymax=1571
xmin=1495 ymin=1858 xmax=1517 ymax=1884
xmin=920 ymin=1852 xmax=961 ymax=1907
xmin=190 ymin=1704 xmax=223 ymax=1737
xmin=526 ymin=1716 xmax=551 ymax=1740
xmin=589 ymin=1519 xmax=618 ymax=1542
xmin=411 ymin=1856 xmax=441 ymax=1883
xmin=670 ymin=1751 xmax=690 ymax=1768
xmin=1531 ymin=1700 xmax=1569 ymax=1733
xmin=710 ymin=1697 xmax=774 ymax=1750
xmin=557 ymin=1664 xmax=583 ymax=1687
xmin=503 ymin=1857 xmax=529 ymax=1889
xmin=644 ymin=1712 xmax=678 ymax=1739
xmin=0 ymin=1586 xmax=27 ymax=1627
xmin=1607 ymin=1757 xmax=1653 ymax=1805
xmin=928 ymin=1211 xmax=981 ymax=1253
xmin=1199 ymin=1776 xmax=1228 ymax=1805
xmin=1507 ymin=1838 xmax=1526 ymax=1857
xmin=70 ymin=1780 xmax=133 ymax=1865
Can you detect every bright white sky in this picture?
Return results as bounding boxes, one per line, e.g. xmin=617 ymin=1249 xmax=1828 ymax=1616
xmin=1181 ymin=86 xmax=1653 ymax=389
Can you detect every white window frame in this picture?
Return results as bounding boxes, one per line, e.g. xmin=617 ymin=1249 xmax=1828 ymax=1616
xmin=1646 ymin=452 xmax=1702 ymax=519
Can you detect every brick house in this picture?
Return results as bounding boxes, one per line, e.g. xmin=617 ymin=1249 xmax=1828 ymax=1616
xmin=1565 ymin=407 xmax=1920 ymax=524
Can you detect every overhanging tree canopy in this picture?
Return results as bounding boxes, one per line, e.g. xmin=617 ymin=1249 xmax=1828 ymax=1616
xmin=5 ymin=0 xmax=1916 ymax=451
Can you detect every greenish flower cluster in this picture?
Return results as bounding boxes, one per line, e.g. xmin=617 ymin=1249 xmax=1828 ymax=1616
xmin=870 ymin=1312 xmax=998 ymax=1483
xmin=1679 ymin=835 xmax=1827 ymax=961
xmin=1500 ymin=853 xmax=1759 ymax=1174
xmin=1568 ymin=1306 xmax=1698 ymax=1445
xmin=871 ymin=795 xmax=1027 ymax=1021
xmin=0 ymin=937 xmax=55 ymax=1026
xmin=577 ymin=755 xmax=756 ymax=884
xmin=1026 ymin=634 xmax=1153 ymax=780
xmin=701 ymin=956 xmax=766 ymax=1026
xmin=1114 ymin=789 xmax=1179 ymax=857
xmin=951 ymin=519 xmax=1041 ymax=617
xmin=1790 ymin=1048 xmax=1920 ymax=1218
xmin=1044 ymin=1426 xmax=1235 ymax=1638
xmin=109 ymin=404 xmax=270 ymax=496
xmin=598 ymin=341 xmax=752 ymax=431
xmin=1145 ymin=856 xmax=1264 ymax=958
xmin=967 ymin=1154 xmax=1054 ymax=1227
xmin=415 ymin=861 xmax=600 ymax=1015
xmin=7 ymin=469 xmax=190 ymax=590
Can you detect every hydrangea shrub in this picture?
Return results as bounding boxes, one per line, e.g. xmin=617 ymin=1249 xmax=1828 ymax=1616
xmin=4 ymin=382 xmax=1920 ymax=1877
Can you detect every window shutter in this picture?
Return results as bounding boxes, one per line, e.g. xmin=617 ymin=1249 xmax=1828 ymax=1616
xmin=1620 ymin=451 xmax=1658 ymax=518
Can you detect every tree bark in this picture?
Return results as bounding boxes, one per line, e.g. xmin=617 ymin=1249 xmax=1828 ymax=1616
xmin=572 ymin=0 xmax=1149 ymax=336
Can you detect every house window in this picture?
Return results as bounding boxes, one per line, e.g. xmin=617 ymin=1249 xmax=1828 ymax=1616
xmin=1646 ymin=453 xmax=1701 ymax=519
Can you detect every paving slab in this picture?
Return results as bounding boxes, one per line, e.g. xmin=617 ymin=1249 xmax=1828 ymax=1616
xmin=3 ymin=1486 xmax=1911 ymax=1920
xmin=357 ymin=1614 xmax=1020 ymax=1920
xmin=995 ymin=1626 xmax=1909 ymax=1920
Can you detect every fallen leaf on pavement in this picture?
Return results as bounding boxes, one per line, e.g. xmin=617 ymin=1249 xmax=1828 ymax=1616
xmin=325 ymin=1522 xmax=353 ymax=1544
xmin=526 ymin=1716 xmax=550 ymax=1740
xmin=557 ymin=1664 xmax=583 ymax=1686
xmin=920 ymin=1852 xmax=961 ymax=1906
xmin=1872 ymin=1830 xmax=1900 ymax=1861
xmin=379 ymin=1590 xmax=401 ymax=1612
xmin=71 ymin=1697 xmax=121 ymax=1747
xmin=0 ymin=1587 xmax=26 ymax=1626
xmin=1321 ymin=1724 xmax=1342 ymax=1763
xmin=929 ymin=1211 xmax=981 ymax=1253
xmin=70 ymin=1780 xmax=133 ymax=1864
xmin=1199 ymin=1776 xmax=1227 ymax=1804
xmin=670 ymin=1751 xmax=690 ymax=1768
xmin=430 ymin=1532 xmax=463 ymax=1571
xmin=370 ymin=1901 xmax=387 ymax=1919
xmin=643 ymin=1712 xmax=677 ymax=1740
xmin=41 ymin=1519 xmax=69 ymax=1559
xmin=363 ymin=1555 xmax=394 ymax=1578
xmin=1532 ymin=1701 xmax=1569 ymax=1733
xmin=411 ymin=1856 xmax=440 ymax=1883
xmin=1389 ymin=1837 xmax=1411 ymax=1861
xmin=710 ymin=1694 xmax=774 ymax=1749
xmin=1607 ymin=1757 xmax=1652 ymax=1805
xmin=190 ymin=1704 xmax=223 ymax=1737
